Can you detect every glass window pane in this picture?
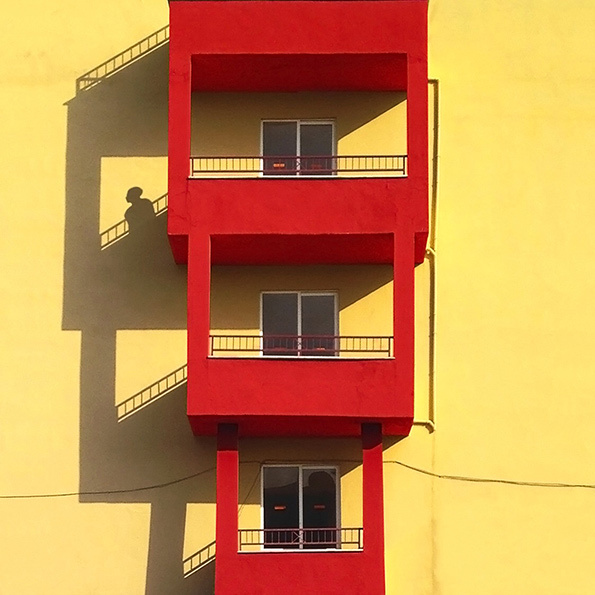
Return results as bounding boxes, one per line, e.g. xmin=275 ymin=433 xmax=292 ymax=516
xmin=300 ymin=123 xmax=334 ymax=175
xmin=262 ymin=121 xmax=298 ymax=176
xmin=301 ymin=294 xmax=336 ymax=355
xmin=302 ymin=468 xmax=337 ymax=548
xmin=262 ymin=293 xmax=298 ymax=355
xmin=263 ymin=467 xmax=300 ymax=548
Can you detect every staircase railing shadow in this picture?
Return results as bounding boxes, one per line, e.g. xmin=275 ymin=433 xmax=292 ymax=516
xmin=77 ymin=25 xmax=169 ymax=93
xmin=117 ymin=363 xmax=187 ymax=421
xmin=101 ymin=192 xmax=168 ymax=250
xmin=183 ymin=540 xmax=216 ymax=578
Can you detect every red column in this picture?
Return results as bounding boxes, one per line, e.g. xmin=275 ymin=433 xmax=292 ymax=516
xmin=362 ymin=422 xmax=386 ymax=594
xmin=167 ymin=19 xmax=191 ymax=260
xmin=215 ymin=423 xmax=239 ymax=593
xmin=394 ymin=230 xmax=415 ymax=430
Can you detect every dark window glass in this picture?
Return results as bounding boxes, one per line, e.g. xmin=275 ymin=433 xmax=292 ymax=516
xmin=262 ymin=121 xmax=297 ymax=176
xmin=263 ymin=467 xmax=300 ymax=548
xmin=262 ymin=293 xmax=299 ymax=355
xmin=301 ymin=294 xmax=336 ymax=356
xmin=300 ymin=123 xmax=334 ymax=175
xmin=302 ymin=468 xmax=338 ymax=549
xmin=262 ymin=466 xmax=338 ymax=550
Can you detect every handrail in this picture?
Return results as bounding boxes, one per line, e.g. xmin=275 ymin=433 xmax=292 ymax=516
xmin=183 ymin=540 xmax=216 ymax=578
xmin=190 ymin=154 xmax=407 ymax=177
xmin=116 ymin=363 xmax=187 ymax=421
xmin=77 ymin=25 xmax=170 ymax=92
xmin=210 ymin=335 xmax=393 ymax=357
xmin=100 ymin=192 xmax=168 ymax=250
xmin=239 ymin=527 xmax=363 ymax=550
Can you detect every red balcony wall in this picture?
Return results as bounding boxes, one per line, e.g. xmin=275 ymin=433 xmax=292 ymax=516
xmin=216 ymin=552 xmax=385 ymax=595
xmin=188 ymin=359 xmax=413 ymax=437
xmin=170 ymin=1 xmax=428 ymax=61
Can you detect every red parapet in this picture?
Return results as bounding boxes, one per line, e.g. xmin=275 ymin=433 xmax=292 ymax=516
xmin=187 ymin=358 xmax=413 ymax=437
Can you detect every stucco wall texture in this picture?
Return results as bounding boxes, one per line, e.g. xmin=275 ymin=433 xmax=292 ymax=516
xmin=1 ymin=1 xmax=594 ymax=594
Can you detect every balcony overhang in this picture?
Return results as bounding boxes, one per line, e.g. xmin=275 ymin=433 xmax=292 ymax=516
xmin=191 ymin=53 xmax=407 ymax=92
xmin=210 ymin=233 xmax=393 ymax=265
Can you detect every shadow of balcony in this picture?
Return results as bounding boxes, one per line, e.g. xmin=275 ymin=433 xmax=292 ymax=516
xmin=77 ymin=25 xmax=169 ymax=93
xmin=117 ymin=363 xmax=187 ymax=421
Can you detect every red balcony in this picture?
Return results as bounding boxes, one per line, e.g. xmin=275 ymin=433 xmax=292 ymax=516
xmin=168 ymin=1 xmax=429 ymax=264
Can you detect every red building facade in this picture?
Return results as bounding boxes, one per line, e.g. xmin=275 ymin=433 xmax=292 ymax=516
xmin=168 ymin=1 xmax=428 ymax=592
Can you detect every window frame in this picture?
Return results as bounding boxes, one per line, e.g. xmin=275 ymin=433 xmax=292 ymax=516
xmin=259 ymin=290 xmax=339 ymax=357
xmin=260 ymin=119 xmax=336 ymax=176
xmin=260 ymin=464 xmax=341 ymax=550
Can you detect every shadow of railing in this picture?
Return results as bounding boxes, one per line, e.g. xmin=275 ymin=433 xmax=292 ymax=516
xmin=77 ymin=25 xmax=169 ymax=93
xmin=101 ymin=192 xmax=168 ymax=250
xmin=183 ymin=541 xmax=216 ymax=578
xmin=117 ymin=363 xmax=187 ymax=421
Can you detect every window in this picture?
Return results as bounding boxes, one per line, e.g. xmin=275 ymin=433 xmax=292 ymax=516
xmin=262 ymin=120 xmax=335 ymax=176
xmin=262 ymin=465 xmax=339 ymax=549
xmin=261 ymin=291 xmax=337 ymax=356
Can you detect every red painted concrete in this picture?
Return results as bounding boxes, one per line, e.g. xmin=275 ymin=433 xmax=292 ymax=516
xmin=191 ymin=53 xmax=408 ymax=92
xmin=210 ymin=234 xmax=394 ymax=266
xmin=216 ymin=551 xmax=382 ymax=595
xmin=184 ymin=178 xmax=417 ymax=235
xmin=189 ymin=415 xmax=413 ymax=438
xmin=188 ymin=359 xmax=412 ymax=437
xmin=362 ymin=422 xmax=386 ymax=592
xmin=215 ymin=424 xmax=240 ymax=593
xmin=170 ymin=1 xmax=427 ymax=58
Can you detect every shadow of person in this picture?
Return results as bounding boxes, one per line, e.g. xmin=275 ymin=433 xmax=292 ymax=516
xmin=125 ymin=186 xmax=156 ymax=233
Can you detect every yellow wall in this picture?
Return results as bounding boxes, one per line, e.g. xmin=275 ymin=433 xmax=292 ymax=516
xmin=1 ymin=1 xmax=595 ymax=594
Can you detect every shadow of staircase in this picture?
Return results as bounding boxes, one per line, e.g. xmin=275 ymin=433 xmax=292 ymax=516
xmin=117 ymin=363 xmax=187 ymax=421
xmin=183 ymin=541 xmax=216 ymax=578
xmin=101 ymin=192 xmax=168 ymax=250
xmin=77 ymin=25 xmax=169 ymax=93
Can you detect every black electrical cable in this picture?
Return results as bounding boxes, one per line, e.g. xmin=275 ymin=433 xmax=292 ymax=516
xmin=2 ymin=458 xmax=595 ymax=500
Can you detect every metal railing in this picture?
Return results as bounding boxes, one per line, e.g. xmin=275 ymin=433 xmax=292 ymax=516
xmin=239 ymin=527 xmax=363 ymax=550
xmin=183 ymin=540 xmax=216 ymax=578
xmin=77 ymin=25 xmax=170 ymax=92
xmin=210 ymin=335 xmax=393 ymax=357
xmin=100 ymin=192 xmax=168 ymax=249
xmin=116 ymin=363 xmax=187 ymax=421
xmin=190 ymin=155 xmax=407 ymax=177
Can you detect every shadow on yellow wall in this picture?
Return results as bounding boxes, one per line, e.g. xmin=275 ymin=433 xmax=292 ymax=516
xmin=62 ymin=41 xmax=218 ymax=594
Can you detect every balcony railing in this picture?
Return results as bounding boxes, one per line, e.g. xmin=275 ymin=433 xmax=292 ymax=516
xmin=190 ymin=155 xmax=407 ymax=177
xmin=239 ymin=528 xmax=363 ymax=551
xmin=209 ymin=335 xmax=393 ymax=357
